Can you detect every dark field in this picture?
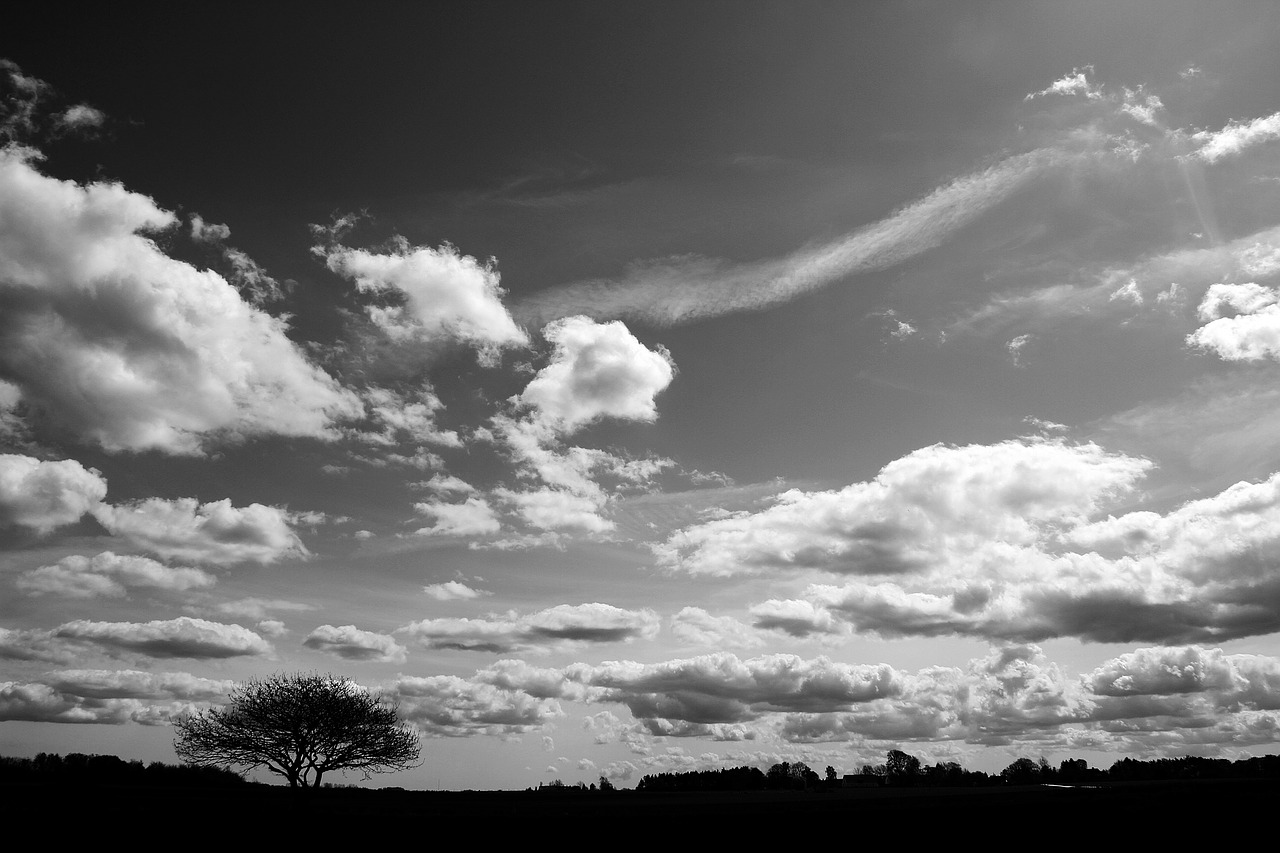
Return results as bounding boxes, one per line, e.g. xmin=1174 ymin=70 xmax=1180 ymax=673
xmin=11 ymin=778 xmax=1273 ymax=841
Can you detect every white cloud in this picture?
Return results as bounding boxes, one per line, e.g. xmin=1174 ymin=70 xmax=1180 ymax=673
xmin=42 ymin=669 xmax=235 ymax=701
xmin=415 ymin=474 xmax=477 ymax=496
xmin=0 ymin=148 xmax=361 ymax=454
xmin=0 ymin=668 xmax=231 ymax=725
xmin=482 ymin=317 xmax=677 ymax=535
xmin=669 ymin=607 xmax=765 ymax=649
xmin=17 ymin=551 xmax=215 ymax=598
xmin=656 ymin=439 xmax=1151 ymax=577
xmin=573 ymin=653 xmax=902 ymax=724
xmin=319 ymin=237 xmax=528 ymax=352
xmin=1193 ymin=112 xmax=1280 ymax=163
xmin=1006 ymin=333 xmax=1033 ymax=367
xmin=52 ymin=617 xmax=272 ymax=659
xmin=423 ymin=581 xmax=491 ymax=601
xmin=0 ymin=453 xmax=106 ymax=533
xmin=517 ymin=316 xmax=675 ymax=433
xmin=515 ymin=148 xmax=1073 ymax=328
xmin=355 ymin=385 xmax=462 ymax=448
xmin=749 ymin=599 xmax=846 ymax=638
xmin=413 ymin=496 xmax=501 ymax=537
xmin=493 ymin=486 xmax=612 ymax=533
xmin=1188 ymin=282 xmax=1280 ymax=361
xmin=1025 ymin=67 xmax=1102 ymax=101
xmin=302 ymin=624 xmax=407 ymax=663
xmin=93 ymin=498 xmax=309 ymax=565
xmin=213 ymin=597 xmax=315 ymax=621
xmin=56 ymin=103 xmax=105 ymax=132
xmin=402 ymin=603 xmax=661 ymax=653
xmin=391 ymin=674 xmax=564 ymax=737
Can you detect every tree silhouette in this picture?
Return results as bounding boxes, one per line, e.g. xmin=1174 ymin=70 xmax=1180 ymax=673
xmin=172 ymin=672 xmax=420 ymax=789
xmin=885 ymin=749 xmax=921 ymax=784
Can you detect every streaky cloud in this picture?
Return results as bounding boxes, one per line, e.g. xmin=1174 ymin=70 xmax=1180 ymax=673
xmin=514 ymin=148 xmax=1073 ymax=328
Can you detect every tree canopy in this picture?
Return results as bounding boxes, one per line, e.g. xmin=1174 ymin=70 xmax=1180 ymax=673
xmin=172 ymin=672 xmax=420 ymax=789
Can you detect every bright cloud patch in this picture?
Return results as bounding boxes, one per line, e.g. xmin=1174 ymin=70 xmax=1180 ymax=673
xmin=518 ymin=316 xmax=675 ymax=433
xmin=320 ymin=237 xmax=527 ymax=351
xmin=17 ymin=552 xmax=215 ymax=598
xmin=1188 ymin=282 xmax=1280 ymax=361
xmin=42 ymin=669 xmax=235 ymax=701
xmin=0 ymin=453 xmax=106 ymax=533
xmin=0 ymin=149 xmax=362 ymax=454
xmin=302 ymin=624 xmax=407 ymax=663
xmin=484 ymin=317 xmax=678 ymax=535
xmin=656 ymin=439 xmax=1150 ymax=577
xmin=514 ymin=149 xmax=1072 ymax=328
xmin=423 ymin=581 xmax=490 ymax=601
xmin=402 ymin=603 xmax=660 ymax=653
xmin=92 ymin=498 xmax=308 ymax=565
xmin=52 ymin=617 xmax=271 ymax=659
xmin=0 ymin=668 xmax=231 ymax=724
xmin=392 ymin=674 xmax=564 ymax=737
xmin=653 ymin=437 xmax=1280 ymax=643
xmin=572 ymin=653 xmax=902 ymax=726
xmin=710 ymin=453 xmax=1280 ymax=644
xmin=413 ymin=497 xmax=501 ymax=537
xmin=1194 ymin=112 xmax=1280 ymax=163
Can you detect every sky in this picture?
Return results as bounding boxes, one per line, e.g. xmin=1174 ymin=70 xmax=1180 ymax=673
xmin=5 ymin=1 xmax=1280 ymax=790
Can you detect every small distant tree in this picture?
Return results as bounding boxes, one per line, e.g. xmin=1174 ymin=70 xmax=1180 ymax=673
xmin=172 ymin=672 xmax=420 ymax=789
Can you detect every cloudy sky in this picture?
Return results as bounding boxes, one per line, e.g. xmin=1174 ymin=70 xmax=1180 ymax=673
xmin=5 ymin=2 xmax=1280 ymax=789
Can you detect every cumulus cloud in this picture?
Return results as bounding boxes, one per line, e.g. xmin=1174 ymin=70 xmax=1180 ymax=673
xmin=391 ymin=673 xmax=564 ymax=737
xmin=0 ymin=148 xmax=361 ymax=454
xmin=485 ymin=317 xmax=677 ymax=535
xmin=92 ymin=498 xmax=309 ymax=565
xmin=1193 ymin=112 xmax=1280 ymax=163
xmin=0 ymin=668 xmax=229 ymax=724
xmin=782 ymin=464 xmax=1280 ymax=645
xmin=354 ymin=385 xmax=462 ymax=448
xmin=302 ymin=624 xmax=407 ymax=663
xmin=748 ymin=599 xmax=846 ymax=639
xmin=401 ymin=603 xmax=661 ymax=653
xmin=669 ymin=607 xmax=765 ymax=649
xmin=513 ymin=148 xmax=1072 ymax=328
xmin=573 ymin=653 xmax=902 ymax=725
xmin=56 ymin=103 xmax=105 ymax=132
xmin=653 ymin=435 xmax=1280 ymax=644
xmin=17 ymin=551 xmax=215 ymax=598
xmin=413 ymin=496 xmax=501 ymax=537
xmin=1188 ymin=282 xmax=1280 ymax=361
xmin=41 ymin=669 xmax=235 ymax=701
xmin=492 ymin=485 xmax=612 ymax=534
xmin=1025 ymin=66 xmax=1103 ymax=101
xmin=318 ymin=237 xmax=528 ymax=353
xmin=423 ymin=581 xmax=491 ymax=601
xmin=656 ymin=439 xmax=1151 ymax=577
xmin=51 ymin=617 xmax=271 ymax=659
xmin=0 ymin=453 xmax=106 ymax=533
xmin=517 ymin=317 xmax=675 ymax=433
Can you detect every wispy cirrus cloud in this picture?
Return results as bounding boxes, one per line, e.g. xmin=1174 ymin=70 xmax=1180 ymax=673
xmin=514 ymin=148 xmax=1074 ymax=328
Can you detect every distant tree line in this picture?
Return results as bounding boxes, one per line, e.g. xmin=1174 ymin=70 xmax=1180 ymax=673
xmin=0 ymin=752 xmax=247 ymax=788
xmin=636 ymin=750 xmax=1280 ymax=792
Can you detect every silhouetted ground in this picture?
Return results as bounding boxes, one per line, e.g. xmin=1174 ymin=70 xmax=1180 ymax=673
xmin=8 ymin=777 xmax=1276 ymax=842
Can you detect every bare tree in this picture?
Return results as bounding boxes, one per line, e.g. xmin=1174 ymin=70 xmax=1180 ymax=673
xmin=173 ymin=672 xmax=420 ymax=789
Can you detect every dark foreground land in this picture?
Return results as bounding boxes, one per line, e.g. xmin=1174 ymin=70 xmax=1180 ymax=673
xmin=9 ymin=777 xmax=1275 ymax=842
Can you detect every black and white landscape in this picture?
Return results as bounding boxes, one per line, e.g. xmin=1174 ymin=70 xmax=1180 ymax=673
xmin=5 ymin=3 xmax=1280 ymax=794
